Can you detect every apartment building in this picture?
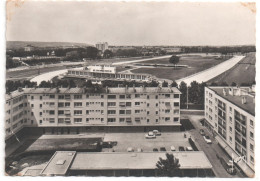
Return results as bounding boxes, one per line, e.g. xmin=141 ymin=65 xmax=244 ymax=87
xmin=5 ymin=86 xmax=181 ymax=141
xmin=204 ymin=86 xmax=255 ymax=176
xmin=96 ymin=42 xmax=108 ymax=53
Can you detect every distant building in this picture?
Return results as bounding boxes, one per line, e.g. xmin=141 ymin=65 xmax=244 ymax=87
xmin=161 ymin=47 xmax=183 ymax=54
xmin=24 ymin=45 xmax=35 ymax=52
xmin=96 ymin=42 xmax=108 ymax=53
xmin=204 ymin=86 xmax=255 ymax=177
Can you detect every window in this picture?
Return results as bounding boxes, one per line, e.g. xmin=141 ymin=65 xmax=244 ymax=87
xmin=156 ymin=111 xmax=158 ymax=115
xmin=40 ymin=120 xmax=42 ymax=124
xmin=58 ymin=103 xmax=64 ymax=107
xmin=174 ymin=94 xmax=179 ymax=98
xmin=40 ymin=112 xmax=42 ymax=116
xmin=229 ymin=127 xmax=232 ymax=133
xmin=49 ymin=95 xmax=55 ymax=99
xmin=119 ymin=118 xmax=125 ymax=122
xmin=250 ymin=144 xmax=254 ymax=152
xmin=135 ymin=94 xmax=140 ymax=98
xmin=58 ymin=95 xmax=64 ymax=99
xmin=250 ymin=120 xmax=254 ymax=127
xmin=174 ymin=117 xmax=179 ymax=122
xmin=74 ymin=95 xmax=82 ymax=99
xmin=126 ymin=102 xmax=131 ymax=107
xmin=126 ymin=110 xmax=131 ymax=114
xmin=165 ymin=109 xmax=170 ymax=113
xmin=86 ymin=102 xmax=89 ymax=106
xmin=65 ymin=102 xmax=70 ymax=107
xmin=165 ymin=94 xmax=170 ymax=98
xmin=126 ymin=94 xmax=131 ymax=99
xmin=250 ymin=132 xmax=254 ymax=139
xmin=165 ymin=117 xmax=170 ymax=121
xmin=101 ymin=102 xmax=104 ymax=107
xmin=229 ymin=117 xmax=232 ymax=124
xmin=135 ymin=102 xmax=140 ymax=106
xmin=65 ymin=95 xmax=71 ymax=99
xmin=86 ymin=118 xmax=89 ymax=123
xmin=135 ymin=110 xmax=140 ymax=114
xmin=49 ymin=110 xmax=55 ymax=115
xmin=174 ymin=102 xmax=179 ymax=107
xmin=74 ymin=102 xmax=82 ymax=107
xmin=108 ymin=95 xmax=116 ymax=99
xmin=58 ymin=110 xmax=64 ymax=115
xmin=108 ymin=118 xmax=116 ymax=122
xmin=147 ymin=119 xmax=150 ymax=123
xmin=74 ymin=110 xmax=82 ymax=115
xmin=147 ymin=111 xmax=150 ymax=115
xmin=119 ymin=110 xmax=125 ymax=115
xmin=229 ymin=136 xmax=232 ymax=143
xmin=58 ymin=118 xmax=64 ymax=123
xmin=135 ymin=117 xmax=141 ymax=122
xmin=229 ymin=107 xmax=232 ymax=112
xmin=108 ymin=110 xmax=116 ymax=115
xmin=86 ymin=110 xmax=89 ymax=115
xmin=74 ymin=118 xmax=82 ymax=123
xmin=31 ymin=96 xmax=34 ymax=100
xmin=108 ymin=102 xmax=116 ymax=107
xmin=31 ymin=112 xmax=34 ymax=116
xmin=120 ymin=95 xmax=125 ymax=99
xmin=31 ymin=104 xmax=34 ymax=108
xmin=40 ymin=104 xmax=42 ymax=108
xmin=156 ymin=103 xmax=158 ymax=107
xmin=147 ymin=95 xmax=150 ymax=99
xmin=156 ymin=119 xmax=159 ymax=123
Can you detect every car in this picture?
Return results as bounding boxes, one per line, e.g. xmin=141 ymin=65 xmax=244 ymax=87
xmin=145 ymin=131 xmax=156 ymax=139
xmin=137 ymin=148 xmax=143 ymax=152
xmin=203 ymin=135 xmax=212 ymax=144
xmin=153 ymin=130 xmax=161 ymax=136
xmin=186 ymin=146 xmax=193 ymax=151
xmin=127 ymin=147 xmax=134 ymax=152
xmin=153 ymin=148 xmax=159 ymax=152
xmin=179 ymin=146 xmax=185 ymax=151
xmin=101 ymin=141 xmax=112 ymax=148
xmin=199 ymin=129 xmax=205 ymax=136
xmin=170 ymin=146 xmax=176 ymax=151
xmin=160 ymin=147 xmax=166 ymax=151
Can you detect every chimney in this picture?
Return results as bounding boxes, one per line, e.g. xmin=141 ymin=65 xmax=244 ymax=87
xmin=223 ymin=88 xmax=227 ymax=96
xmin=242 ymin=97 xmax=247 ymax=104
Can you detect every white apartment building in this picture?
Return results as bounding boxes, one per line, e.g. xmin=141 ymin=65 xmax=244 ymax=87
xmin=96 ymin=42 xmax=109 ymax=53
xmin=204 ymin=86 xmax=255 ymax=176
xmin=5 ymin=86 xmax=181 ymax=141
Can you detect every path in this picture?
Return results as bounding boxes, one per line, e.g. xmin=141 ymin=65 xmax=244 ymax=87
xmin=176 ymin=56 xmax=245 ymax=85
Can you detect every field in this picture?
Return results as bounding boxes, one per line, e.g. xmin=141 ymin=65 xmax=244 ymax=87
xmin=131 ymin=56 xmax=228 ymax=81
xmin=208 ymin=53 xmax=255 ymax=85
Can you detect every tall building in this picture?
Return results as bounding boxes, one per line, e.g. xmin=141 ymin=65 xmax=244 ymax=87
xmin=5 ymin=86 xmax=181 ymax=141
xmin=96 ymin=42 xmax=108 ymax=53
xmin=24 ymin=45 xmax=35 ymax=52
xmin=204 ymin=86 xmax=255 ymax=177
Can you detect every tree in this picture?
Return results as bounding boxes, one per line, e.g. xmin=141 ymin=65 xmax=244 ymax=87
xmin=169 ymin=55 xmax=180 ymax=65
xmin=210 ymin=82 xmax=218 ymax=86
xmin=189 ymin=81 xmax=199 ymax=104
xmin=231 ymin=82 xmax=237 ymax=86
xmin=179 ymin=81 xmax=187 ymax=107
xmin=156 ymin=153 xmax=181 ymax=177
xmin=103 ymin=50 xmax=114 ymax=59
xmin=171 ymin=81 xmax=178 ymax=88
xmin=84 ymin=80 xmax=93 ymax=87
xmin=162 ymin=81 xmax=168 ymax=87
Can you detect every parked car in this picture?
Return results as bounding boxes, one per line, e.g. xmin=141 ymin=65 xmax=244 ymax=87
xmin=145 ymin=131 xmax=156 ymax=139
xmin=203 ymin=135 xmax=212 ymax=144
xmin=160 ymin=147 xmax=166 ymax=151
xmin=179 ymin=146 xmax=185 ymax=151
xmin=170 ymin=146 xmax=176 ymax=151
xmin=186 ymin=146 xmax=193 ymax=151
xmin=101 ymin=141 xmax=112 ymax=148
xmin=153 ymin=148 xmax=159 ymax=152
xmin=127 ymin=147 xmax=134 ymax=152
xmin=199 ymin=129 xmax=205 ymax=136
xmin=153 ymin=130 xmax=161 ymax=136
xmin=137 ymin=148 xmax=143 ymax=152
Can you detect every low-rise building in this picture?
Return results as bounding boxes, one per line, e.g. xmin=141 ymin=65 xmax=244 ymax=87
xmin=204 ymin=86 xmax=255 ymax=177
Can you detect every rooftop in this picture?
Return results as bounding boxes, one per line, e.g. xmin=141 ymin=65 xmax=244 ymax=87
xmin=70 ymin=151 xmax=212 ymax=170
xmin=41 ymin=151 xmax=76 ymax=176
xmin=6 ymin=87 xmax=181 ymax=100
xmin=208 ymin=87 xmax=255 ymax=116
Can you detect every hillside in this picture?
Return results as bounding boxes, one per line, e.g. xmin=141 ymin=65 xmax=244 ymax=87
xmin=6 ymin=41 xmax=93 ymax=50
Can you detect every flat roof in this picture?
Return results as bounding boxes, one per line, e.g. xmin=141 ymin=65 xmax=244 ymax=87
xmin=6 ymin=87 xmax=181 ymax=99
xmin=41 ymin=151 xmax=76 ymax=176
xmin=70 ymin=152 xmax=212 ymax=170
xmin=208 ymin=87 xmax=255 ymax=116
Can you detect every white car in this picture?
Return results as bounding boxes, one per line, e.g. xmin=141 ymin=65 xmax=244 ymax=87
xmin=145 ymin=131 xmax=156 ymax=139
xmin=186 ymin=146 xmax=193 ymax=151
xmin=203 ymin=135 xmax=212 ymax=144
xmin=127 ymin=147 xmax=134 ymax=152
xmin=170 ymin=146 xmax=176 ymax=151
xmin=153 ymin=130 xmax=161 ymax=136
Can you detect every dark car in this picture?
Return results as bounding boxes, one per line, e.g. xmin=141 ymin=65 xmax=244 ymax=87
xmin=160 ymin=147 xmax=166 ymax=151
xmin=101 ymin=141 xmax=112 ymax=148
xmin=153 ymin=148 xmax=159 ymax=152
xmin=179 ymin=146 xmax=185 ymax=151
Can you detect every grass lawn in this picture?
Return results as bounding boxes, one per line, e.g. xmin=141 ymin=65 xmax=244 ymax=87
xmin=208 ymin=53 xmax=255 ymax=85
xmin=131 ymin=56 xmax=228 ymax=81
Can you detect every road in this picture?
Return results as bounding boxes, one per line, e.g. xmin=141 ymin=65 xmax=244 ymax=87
xmin=176 ymin=55 xmax=245 ymax=85
xmin=182 ymin=114 xmax=244 ymax=178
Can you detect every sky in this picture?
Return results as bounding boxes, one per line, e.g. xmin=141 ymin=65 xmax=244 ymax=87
xmin=6 ymin=1 xmax=256 ymax=46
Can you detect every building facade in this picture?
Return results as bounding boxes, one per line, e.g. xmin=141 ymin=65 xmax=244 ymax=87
xmin=5 ymin=86 xmax=181 ymax=141
xmin=204 ymin=86 xmax=255 ymax=175
xmin=96 ymin=42 xmax=108 ymax=53
xmin=66 ymin=65 xmax=153 ymax=82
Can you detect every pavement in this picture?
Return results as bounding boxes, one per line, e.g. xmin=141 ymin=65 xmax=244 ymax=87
xmin=176 ymin=55 xmax=245 ymax=85
xmin=182 ymin=114 xmax=244 ymax=178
